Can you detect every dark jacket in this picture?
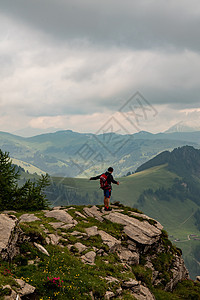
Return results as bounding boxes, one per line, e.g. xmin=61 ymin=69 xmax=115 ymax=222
xmin=90 ymin=171 xmax=118 ymax=189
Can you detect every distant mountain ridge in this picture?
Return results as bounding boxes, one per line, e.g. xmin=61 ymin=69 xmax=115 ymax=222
xmin=0 ymin=129 xmax=200 ymax=177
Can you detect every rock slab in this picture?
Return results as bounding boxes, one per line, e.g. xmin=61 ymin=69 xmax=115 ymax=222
xmin=81 ymin=251 xmax=96 ymax=265
xmin=104 ymin=212 xmax=162 ymax=245
xmin=45 ymin=210 xmax=77 ymax=225
xmin=19 ymin=214 xmax=40 ymax=223
xmin=0 ymin=214 xmax=20 ymax=260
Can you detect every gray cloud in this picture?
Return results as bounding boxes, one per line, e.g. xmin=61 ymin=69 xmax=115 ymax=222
xmin=1 ymin=0 xmax=200 ymax=51
xmin=0 ymin=0 xmax=200 ymax=134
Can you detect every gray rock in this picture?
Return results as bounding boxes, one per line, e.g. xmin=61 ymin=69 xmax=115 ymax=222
xmin=45 ymin=210 xmax=77 ymax=224
xmin=130 ymin=212 xmax=163 ymax=230
xmin=104 ymin=291 xmax=115 ymax=299
xmin=67 ymin=244 xmax=73 ymax=250
xmin=70 ymin=231 xmax=86 ymax=236
xmin=53 ymin=206 xmax=63 ymax=210
xmin=74 ymin=242 xmax=87 ymax=253
xmin=2 ymin=210 xmax=17 ymax=214
xmin=104 ymin=276 xmax=120 ymax=284
xmin=98 ymin=230 xmax=121 ymax=249
xmin=126 ymin=223 xmax=161 ymax=245
xmin=81 ymin=251 xmax=96 ymax=265
xmin=116 ymin=287 xmax=123 ymax=296
xmin=127 ymin=240 xmax=137 ymax=251
xmin=75 ymin=211 xmax=87 ymax=219
xmin=3 ymin=285 xmax=18 ymax=300
xmin=89 ymin=291 xmax=94 ymax=300
xmin=65 ymin=207 xmax=75 ymax=210
xmin=104 ymin=212 xmax=162 ymax=245
xmin=45 ymin=235 xmax=50 ymax=244
xmin=85 ymin=226 xmax=98 ymax=237
xmin=132 ymin=284 xmax=155 ymax=300
xmin=49 ymin=222 xmax=65 ymax=229
xmin=34 ymin=242 xmax=50 ymax=256
xmin=122 ymin=279 xmax=155 ymax=300
xmin=165 ymin=255 xmax=189 ymax=291
xmin=19 ymin=214 xmax=40 ymax=223
xmin=15 ymin=278 xmax=36 ymax=297
xmin=117 ymin=248 xmax=139 ymax=265
xmin=47 ymin=233 xmax=60 ymax=245
xmin=0 ymin=213 xmax=20 ymax=260
xmin=83 ymin=206 xmax=104 ymax=222
xmin=61 ymin=224 xmax=75 ymax=230
xmin=122 ymin=279 xmax=139 ymax=288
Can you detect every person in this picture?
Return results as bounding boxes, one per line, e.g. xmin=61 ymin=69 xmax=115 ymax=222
xmin=90 ymin=167 xmax=119 ymax=211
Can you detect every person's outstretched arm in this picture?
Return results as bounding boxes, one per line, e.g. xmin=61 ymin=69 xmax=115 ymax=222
xmin=90 ymin=175 xmax=101 ymax=180
xmin=111 ymin=174 xmax=119 ymax=185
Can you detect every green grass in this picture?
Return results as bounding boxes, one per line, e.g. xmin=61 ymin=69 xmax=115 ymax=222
xmin=111 ymin=164 xmax=179 ymax=206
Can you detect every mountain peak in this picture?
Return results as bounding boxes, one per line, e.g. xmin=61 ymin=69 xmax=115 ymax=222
xmin=165 ymin=121 xmax=200 ymax=133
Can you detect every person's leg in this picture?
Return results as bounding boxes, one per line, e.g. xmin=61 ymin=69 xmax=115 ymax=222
xmin=104 ymin=190 xmax=108 ymax=209
xmin=105 ymin=189 xmax=111 ymax=210
xmin=104 ymin=196 xmax=106 ymax=207
xmin=106 ymin=197 xmax=110 ymax=207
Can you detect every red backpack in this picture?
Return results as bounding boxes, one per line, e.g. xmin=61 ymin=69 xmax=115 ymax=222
xmin=100 ymin=173 xmax=109 ymax=190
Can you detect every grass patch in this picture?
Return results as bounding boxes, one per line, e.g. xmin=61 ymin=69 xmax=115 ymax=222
xmin=19 ymin=222 xmax=47 ymax=245
xmin=172 ymin=279 xmax=200 ymax=299
xmin=132 ymin=265 xmax=152 ymax=288
xmin=12 ymin=245 xmax=108 ymax=299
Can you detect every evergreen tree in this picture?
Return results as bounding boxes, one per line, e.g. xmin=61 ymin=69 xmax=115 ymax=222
xmin=0 ymin=150 xmax=19 ymax=208
xmin=0 ymin=150 xmax=50 ymax=211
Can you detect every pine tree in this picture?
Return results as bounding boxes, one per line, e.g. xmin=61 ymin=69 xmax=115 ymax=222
xmin=0 ymin=150 xmax=19 ymax=209
xmin=0 ymin=150 xmax=50 ymax=211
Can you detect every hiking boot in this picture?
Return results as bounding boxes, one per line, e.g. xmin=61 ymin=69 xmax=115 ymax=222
xmin=107 ymin=207 xmax=112 ymax=211
xmin=104 ymin=207 xmax=108 ymax=211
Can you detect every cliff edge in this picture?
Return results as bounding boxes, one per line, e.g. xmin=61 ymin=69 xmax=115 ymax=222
xmin=0 ymin=205 xmax=197 ymax=299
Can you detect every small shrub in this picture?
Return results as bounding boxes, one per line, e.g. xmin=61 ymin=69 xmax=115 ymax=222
xmin=70 ymin=246 xmax=79 ymax=254
xmin=45 ymin=276 xmax=63 ymax=290
xmin=0 ymin=286 xmax=12 ymax=296
xmin=132 ymin=265 xmax=152 ymax=287
xmin=13 ymin=255 xmax=28 ymax=266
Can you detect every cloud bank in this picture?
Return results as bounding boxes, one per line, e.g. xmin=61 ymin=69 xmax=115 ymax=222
xmin=0 ymin=0 xmax=200 ymax=135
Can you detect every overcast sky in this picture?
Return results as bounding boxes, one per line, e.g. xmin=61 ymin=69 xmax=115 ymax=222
xmin=0 ymin=0 xmax=200 ymax=136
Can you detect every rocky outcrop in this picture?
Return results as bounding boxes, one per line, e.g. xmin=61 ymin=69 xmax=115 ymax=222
xmin=2 ymin=279 xmax=36 ymax=300
xmin=165 ymin=255 xmax=189 ymax=291
xmin=104 ymin=212 xmax=162 ymax=246
xmin=0 ymin=205 xmax=190 ymax=299
xmin=122 ymin=279 xmax=155 ymax=300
